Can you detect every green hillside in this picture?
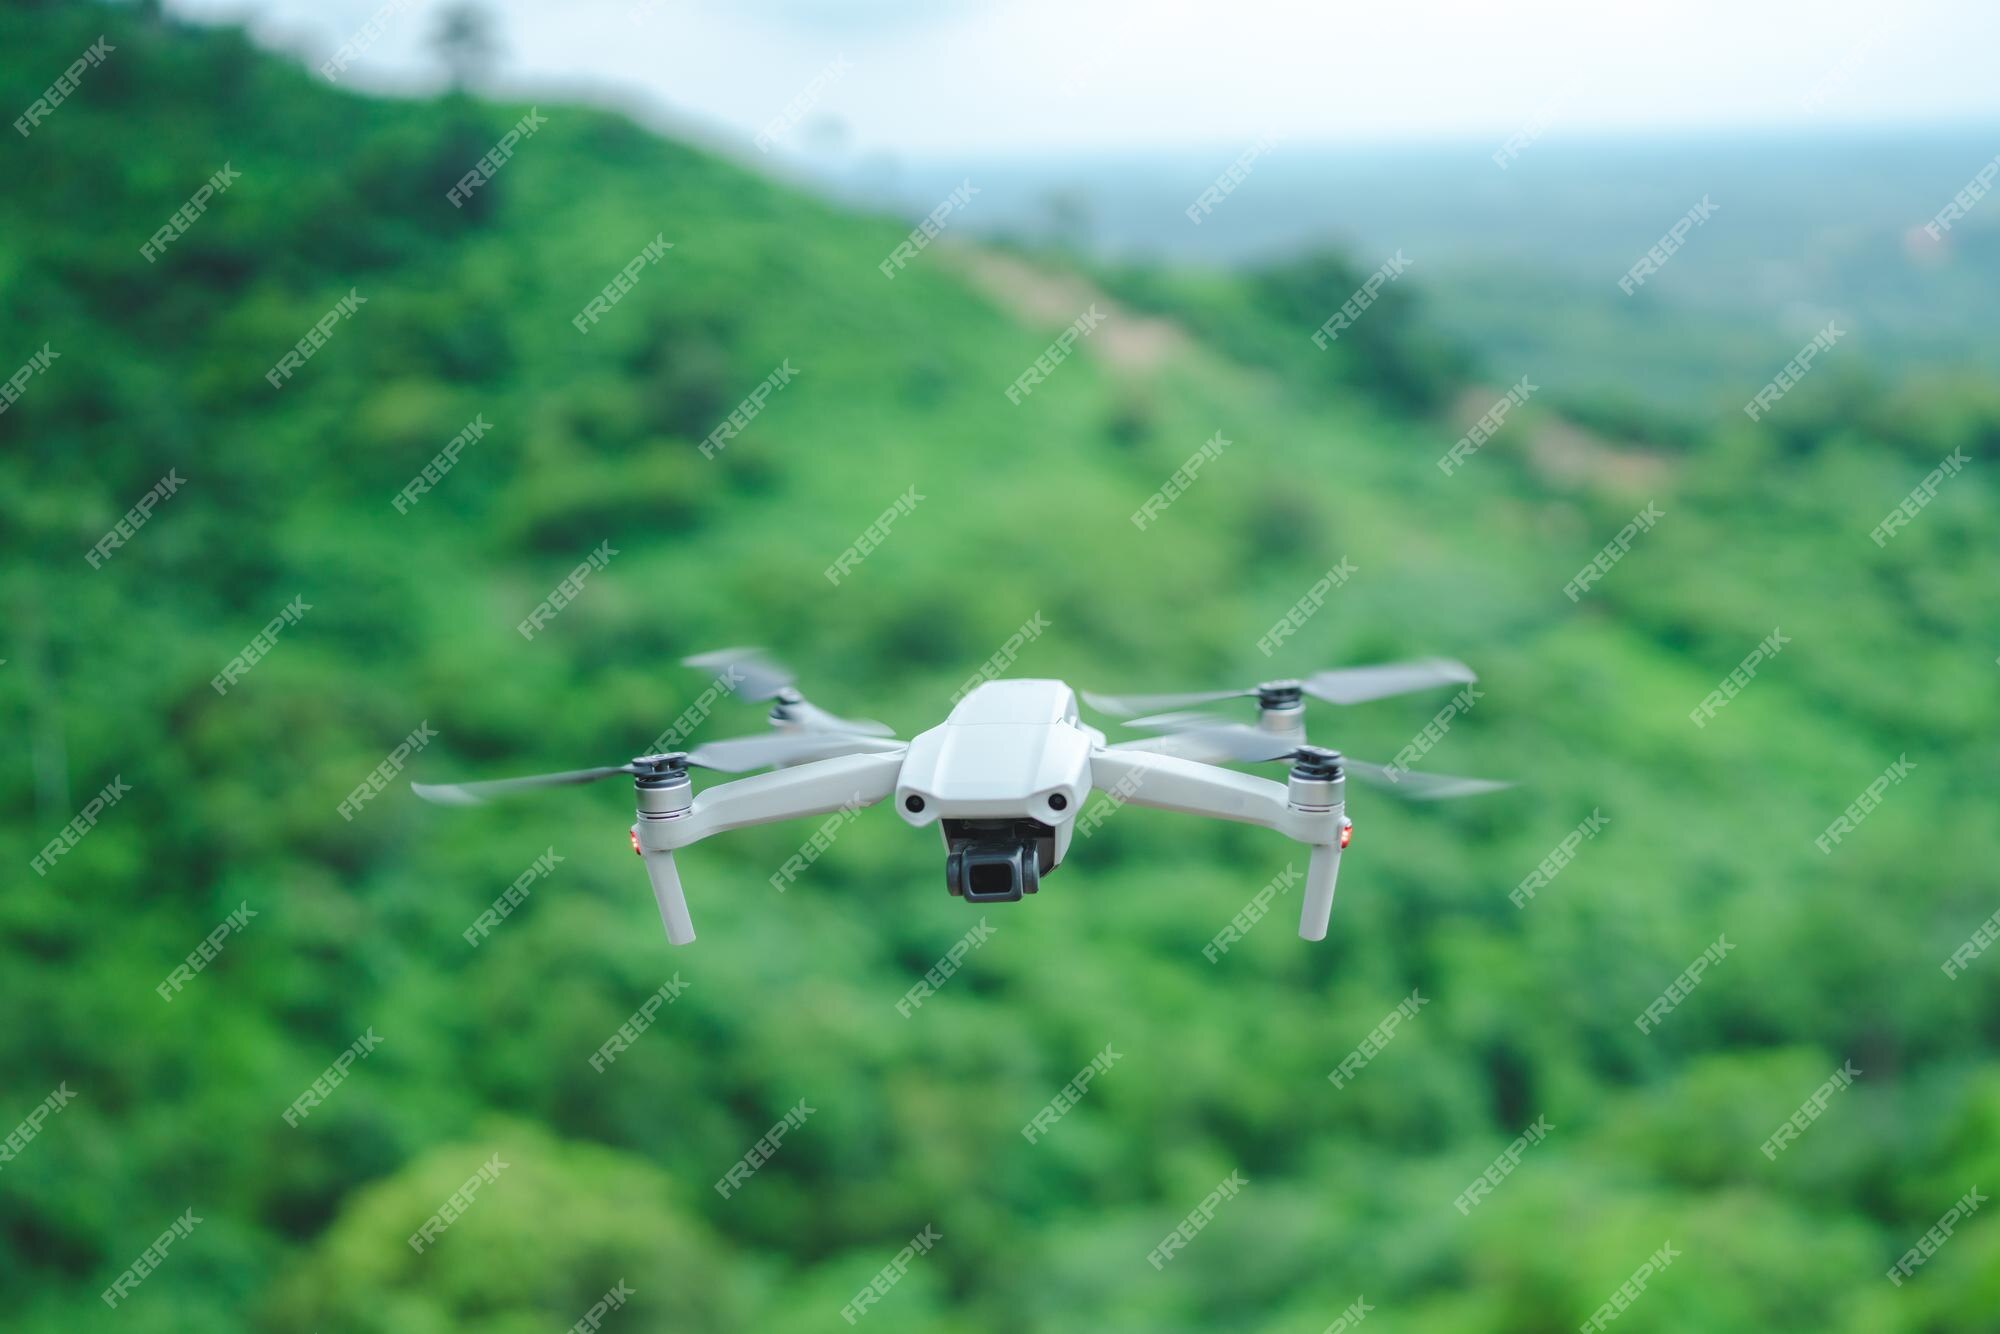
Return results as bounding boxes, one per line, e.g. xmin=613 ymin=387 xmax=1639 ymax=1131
xmin=881 ymin=133 xmax=2000 ymax=417
xmin=3 ymin=5 xmax=1998 ymax=1331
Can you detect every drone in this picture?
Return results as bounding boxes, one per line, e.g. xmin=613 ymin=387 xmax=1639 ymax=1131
xmin=412 ymin=648 xmax=1509 ymax=947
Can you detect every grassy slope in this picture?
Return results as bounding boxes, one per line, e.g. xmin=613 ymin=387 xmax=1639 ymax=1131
xmin=3 ymin=6 xmax=1998 ymax=1331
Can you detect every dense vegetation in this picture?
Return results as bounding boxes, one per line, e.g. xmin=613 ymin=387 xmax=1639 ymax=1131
xmin=3 ymin=5 xmax=1997 ymax=1330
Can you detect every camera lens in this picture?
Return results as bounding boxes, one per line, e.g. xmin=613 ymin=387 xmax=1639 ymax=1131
xmin=968 ymin=860 xmax=1017 ymax=898
xmin=1047 ymin=793 xmax=1068 ymax=811
xmin=905 ymin=795 xmax=925 ymax=813
xmin=949 ymin=844 xmax=1031 ymax=902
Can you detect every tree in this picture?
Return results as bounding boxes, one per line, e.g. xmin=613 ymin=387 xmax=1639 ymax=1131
xmin=430 ymin=3 xmax=497 ymax=90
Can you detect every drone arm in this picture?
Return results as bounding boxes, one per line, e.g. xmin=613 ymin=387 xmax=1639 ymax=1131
xmin=1088 ymin=748 xmax=1297 ymax=834
xmin=640 ymin=750 xmax=907 ymax=852
xmin=632 ymin=750 xmax=905 ymax=948
xmin=1089 ymin=748 xmax=1346 ymax=941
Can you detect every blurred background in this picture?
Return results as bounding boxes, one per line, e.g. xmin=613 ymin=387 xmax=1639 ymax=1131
xmin=3 ymin=0 xmax=1998 ymax=1328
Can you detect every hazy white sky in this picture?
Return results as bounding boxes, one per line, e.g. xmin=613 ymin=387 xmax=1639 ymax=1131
xmin=168 ymin=0 xmax=1998 ymax=158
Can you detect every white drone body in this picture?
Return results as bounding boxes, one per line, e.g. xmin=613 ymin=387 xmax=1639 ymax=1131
xmin=894 ymin=679 xmax=1097 ymax=875
xmin=416 ymin=650 xmax=1506 ymax=951
xmin=629 ymin=678 xmax=1347 ymax=946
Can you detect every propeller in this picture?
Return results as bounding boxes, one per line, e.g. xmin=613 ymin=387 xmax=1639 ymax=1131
xmin=1082 ymin=657 xmax=1476 ymax=718
xmin=411 ymin=732 xmax=896 ymax=807
xmin=1130 ymin=716 xmax=1511 ymax=801
xmin=683 ymin=646 xmax=895 ymax=736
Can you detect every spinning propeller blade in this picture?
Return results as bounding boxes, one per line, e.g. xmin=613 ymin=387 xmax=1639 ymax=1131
xmin=1301 ymin=658 xmax=1477 ymax=705
xmin=682 ymin=645 xmax=795 ymax=702
xmin=1335 ymin=757 xmax=1513 ymax=801
xmin=1131 ymin=717 xmax=1511 ymax=801
xmin=683 ymin=646 xmax=895 ymax=736
xmin=411 ymin=764 xmax=638 ymax=806
xmin=1083 ymin=658 xmax=1476 ymax=718
xmin=684 ymin=730 xmax=899 ymax=773
xmin=411 ymin=732 xmax=895 ymax=806
xmin=1080 ymin=686 xmax=1252 ymax=717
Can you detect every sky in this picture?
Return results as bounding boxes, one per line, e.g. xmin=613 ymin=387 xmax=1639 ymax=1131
xmin=166 ymin=0 xmax=2000 ymax=161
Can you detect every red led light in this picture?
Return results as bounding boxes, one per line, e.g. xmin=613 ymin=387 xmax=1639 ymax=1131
xmin=629 ymin=827 xmax=642 ymax=856
xmin=1339 ymin=822 xmax=1352 ymax=849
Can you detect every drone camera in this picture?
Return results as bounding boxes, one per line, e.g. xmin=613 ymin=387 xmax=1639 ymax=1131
xmin=955 ymin=846 xmax=1032 ymax=902
xmin=943 ymin=818 xmax=1055 ymax=903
